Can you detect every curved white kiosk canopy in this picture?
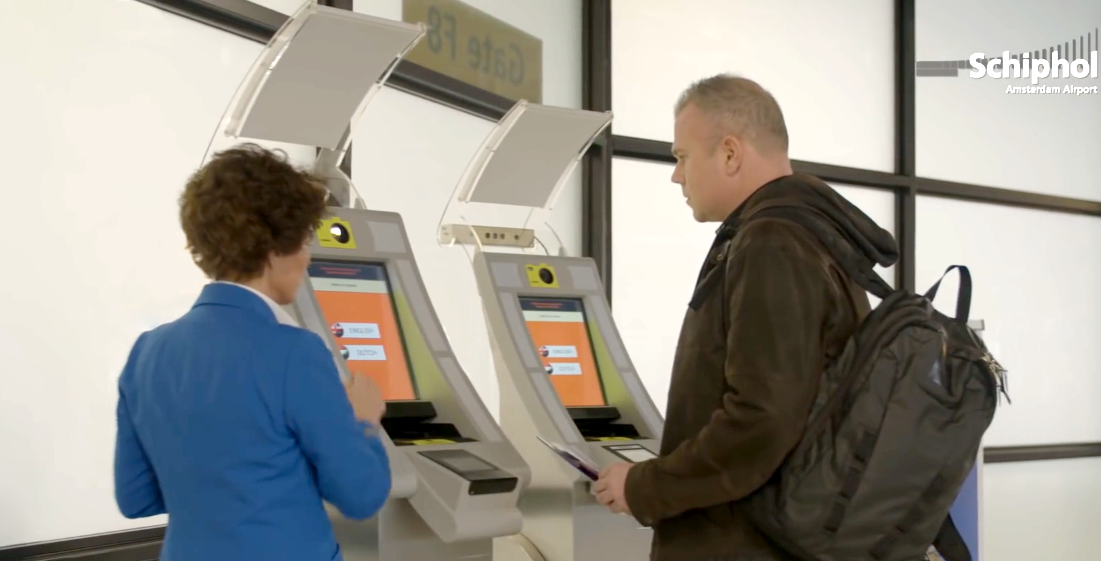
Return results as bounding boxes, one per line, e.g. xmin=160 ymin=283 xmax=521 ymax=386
xmin=204 ymin=3 xmax=533 ymax=560
xmin=440 ymin=102 xmax=664 ymax=560
xmin=202 ymin=1 xmax=413 ymax=208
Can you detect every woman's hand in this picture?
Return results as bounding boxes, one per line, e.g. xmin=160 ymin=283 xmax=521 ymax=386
xmin=344 ymin=374 xmax=386 ymax=425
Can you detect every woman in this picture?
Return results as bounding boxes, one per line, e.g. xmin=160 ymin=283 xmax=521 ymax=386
xmin=113 ymin=144 xmax=391 ymax=561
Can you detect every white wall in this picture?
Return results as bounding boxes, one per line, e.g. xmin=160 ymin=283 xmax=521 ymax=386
xmin=610 ymin=159 xmax=898 ymax=412
xmin=0 ymin=0 xmax=581 ymax=548
xmin=982 ymin=458 xmax=1101 ymax=560
xmin=0 ymin=0 xmax=300 ymax=546
xmin=611 ymin=0 xmax=896 ymax=172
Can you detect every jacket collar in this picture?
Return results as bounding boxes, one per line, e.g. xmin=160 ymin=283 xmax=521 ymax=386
xmin=193 ymin=282 xmax=298 ymax=326
xmin=714 ymin=172 xmax=803 ymax=242
xmin=695 ymin=173 xmax=805 ymax=286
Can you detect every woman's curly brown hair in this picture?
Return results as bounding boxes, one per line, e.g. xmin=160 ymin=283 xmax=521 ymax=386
xmin=180 ymin=143 xmax=328 ymax=281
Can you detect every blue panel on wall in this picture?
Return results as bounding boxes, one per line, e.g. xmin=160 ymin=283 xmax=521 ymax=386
xmin=949 ymin=462 xmax=981 ymax=560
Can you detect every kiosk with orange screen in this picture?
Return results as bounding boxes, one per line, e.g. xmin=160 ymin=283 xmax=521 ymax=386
xmin=308 ymin=260 xmax=417 ymax=401
xmin=518 ymin=297 xmax=605 ymax=408
xmin=440 ymin=99 xmax=655 ymax=560
xmin=289 ymin=208 xmax=531 ymax=561
xmin=211 ymin=6 xmax=532 ymax=555
xmin=471 ymin=253 xmax=664 ymax=561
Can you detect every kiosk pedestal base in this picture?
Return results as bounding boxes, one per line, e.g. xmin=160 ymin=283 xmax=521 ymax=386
xmin=495 ymin=534 xmax=548 ymax=561
xmin=333 ymin=499 xmax=541 ymax=561
xmin=506 ymin=484 xmax=653 ymax=561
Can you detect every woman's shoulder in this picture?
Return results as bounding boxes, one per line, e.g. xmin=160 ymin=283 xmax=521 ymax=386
xmin=269 ymin=324 xmax=336 ymax=363
xmin=226 ymin=322 xmax=332 ymax=364
xmin=138 ymin=312 xmax=330 ymax=367
xmin=271 ymin=323 xmax=329 ymax=349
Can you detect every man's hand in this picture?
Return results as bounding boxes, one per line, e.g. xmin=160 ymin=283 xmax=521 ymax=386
xmin=593 ymin=462 xmax=633 ymax=514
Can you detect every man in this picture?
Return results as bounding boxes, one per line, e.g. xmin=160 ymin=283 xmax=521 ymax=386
xmin=593 ymin=75 xmax=898 ymax=560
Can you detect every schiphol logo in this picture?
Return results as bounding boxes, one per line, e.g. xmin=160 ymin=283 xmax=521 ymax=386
xmin=969 ymin=50 xmax=1098 ymax=94
xmin=916 ymin=26 xmax=1100 ymax=95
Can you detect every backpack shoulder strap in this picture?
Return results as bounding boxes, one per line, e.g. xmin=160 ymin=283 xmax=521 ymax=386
xmin=924 ymin=265 xmax=973 ymax=323
xmin=746 ymin=200 xmax=895 ymax=300
xmin=932 ymin=513 xmax=973 ymax=561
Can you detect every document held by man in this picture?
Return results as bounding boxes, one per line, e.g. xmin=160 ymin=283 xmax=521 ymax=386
xmin=537 ymin=436 xmax=600 ymax=480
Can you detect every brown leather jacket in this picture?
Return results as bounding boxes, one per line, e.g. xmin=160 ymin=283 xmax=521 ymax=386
xmin=623 ymin=173 xmax=898 ymax=561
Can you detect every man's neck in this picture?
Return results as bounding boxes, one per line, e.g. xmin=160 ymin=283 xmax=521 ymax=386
xmin=745 ymin=157 xmax=794 ymax=192
xmin=717 ymin=158 xmax=794 ymax=221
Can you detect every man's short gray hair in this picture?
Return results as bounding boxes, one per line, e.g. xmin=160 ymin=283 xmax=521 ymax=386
xmin=674 ymin=74 xmax=789 ymax=154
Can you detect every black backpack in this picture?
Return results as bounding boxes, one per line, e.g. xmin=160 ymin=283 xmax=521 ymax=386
xmin=727 ymin=203 xmax=1009 ymax=561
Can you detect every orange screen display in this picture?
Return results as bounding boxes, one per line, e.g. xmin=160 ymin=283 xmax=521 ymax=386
xmin=308 ymin=261 xmax=417 ymax=401
xmin=518 ymin=297 xmax=605 ymax=407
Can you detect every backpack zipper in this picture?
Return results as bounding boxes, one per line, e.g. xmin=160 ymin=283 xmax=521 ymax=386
xmin=981 ymin=351 xmax=1010 ymax=404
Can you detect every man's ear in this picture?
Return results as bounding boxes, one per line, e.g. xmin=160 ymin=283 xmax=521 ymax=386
xmin=720 ymin=135 xmax=744 ymax=176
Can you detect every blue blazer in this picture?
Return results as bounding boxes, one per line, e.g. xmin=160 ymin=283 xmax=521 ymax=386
xmin=114 ymin=283 xmax=391 ymax=561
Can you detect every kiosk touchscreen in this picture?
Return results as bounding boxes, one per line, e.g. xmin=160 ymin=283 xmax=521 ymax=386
xmin=290 ymin=208 xmax=533 ymax=561
xmin=308 ymin=262 xmax=417 ymax=403
xmin=473 ymin=254 xmax=663 ymax=561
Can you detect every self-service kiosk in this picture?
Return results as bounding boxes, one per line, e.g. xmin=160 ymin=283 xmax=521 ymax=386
xmin=291 ymin=208 xmax=533 ymax=560
xmin=198 ymin=4 xmax=535 ymax=560
xmin=438 ymin=102 xmax=662 ymax=560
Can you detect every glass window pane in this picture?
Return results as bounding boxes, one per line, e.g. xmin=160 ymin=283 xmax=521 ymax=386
xmin=916 ymin=196 xmax=1101 ymax=446
xmin=916 ymin=0 xmax=1101 ymax=200
xmin=983 ymin=458 xmax=1101 ymax=559
xmin=611 ymin=159 xmax=714 ymax=410
xmin=612 ymin=0 xmax=895 ymax=171
xmin=354 ymin=0 xmax=581 ymax=108
xmin=611 ymin=159 xmax=899 ymax=410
